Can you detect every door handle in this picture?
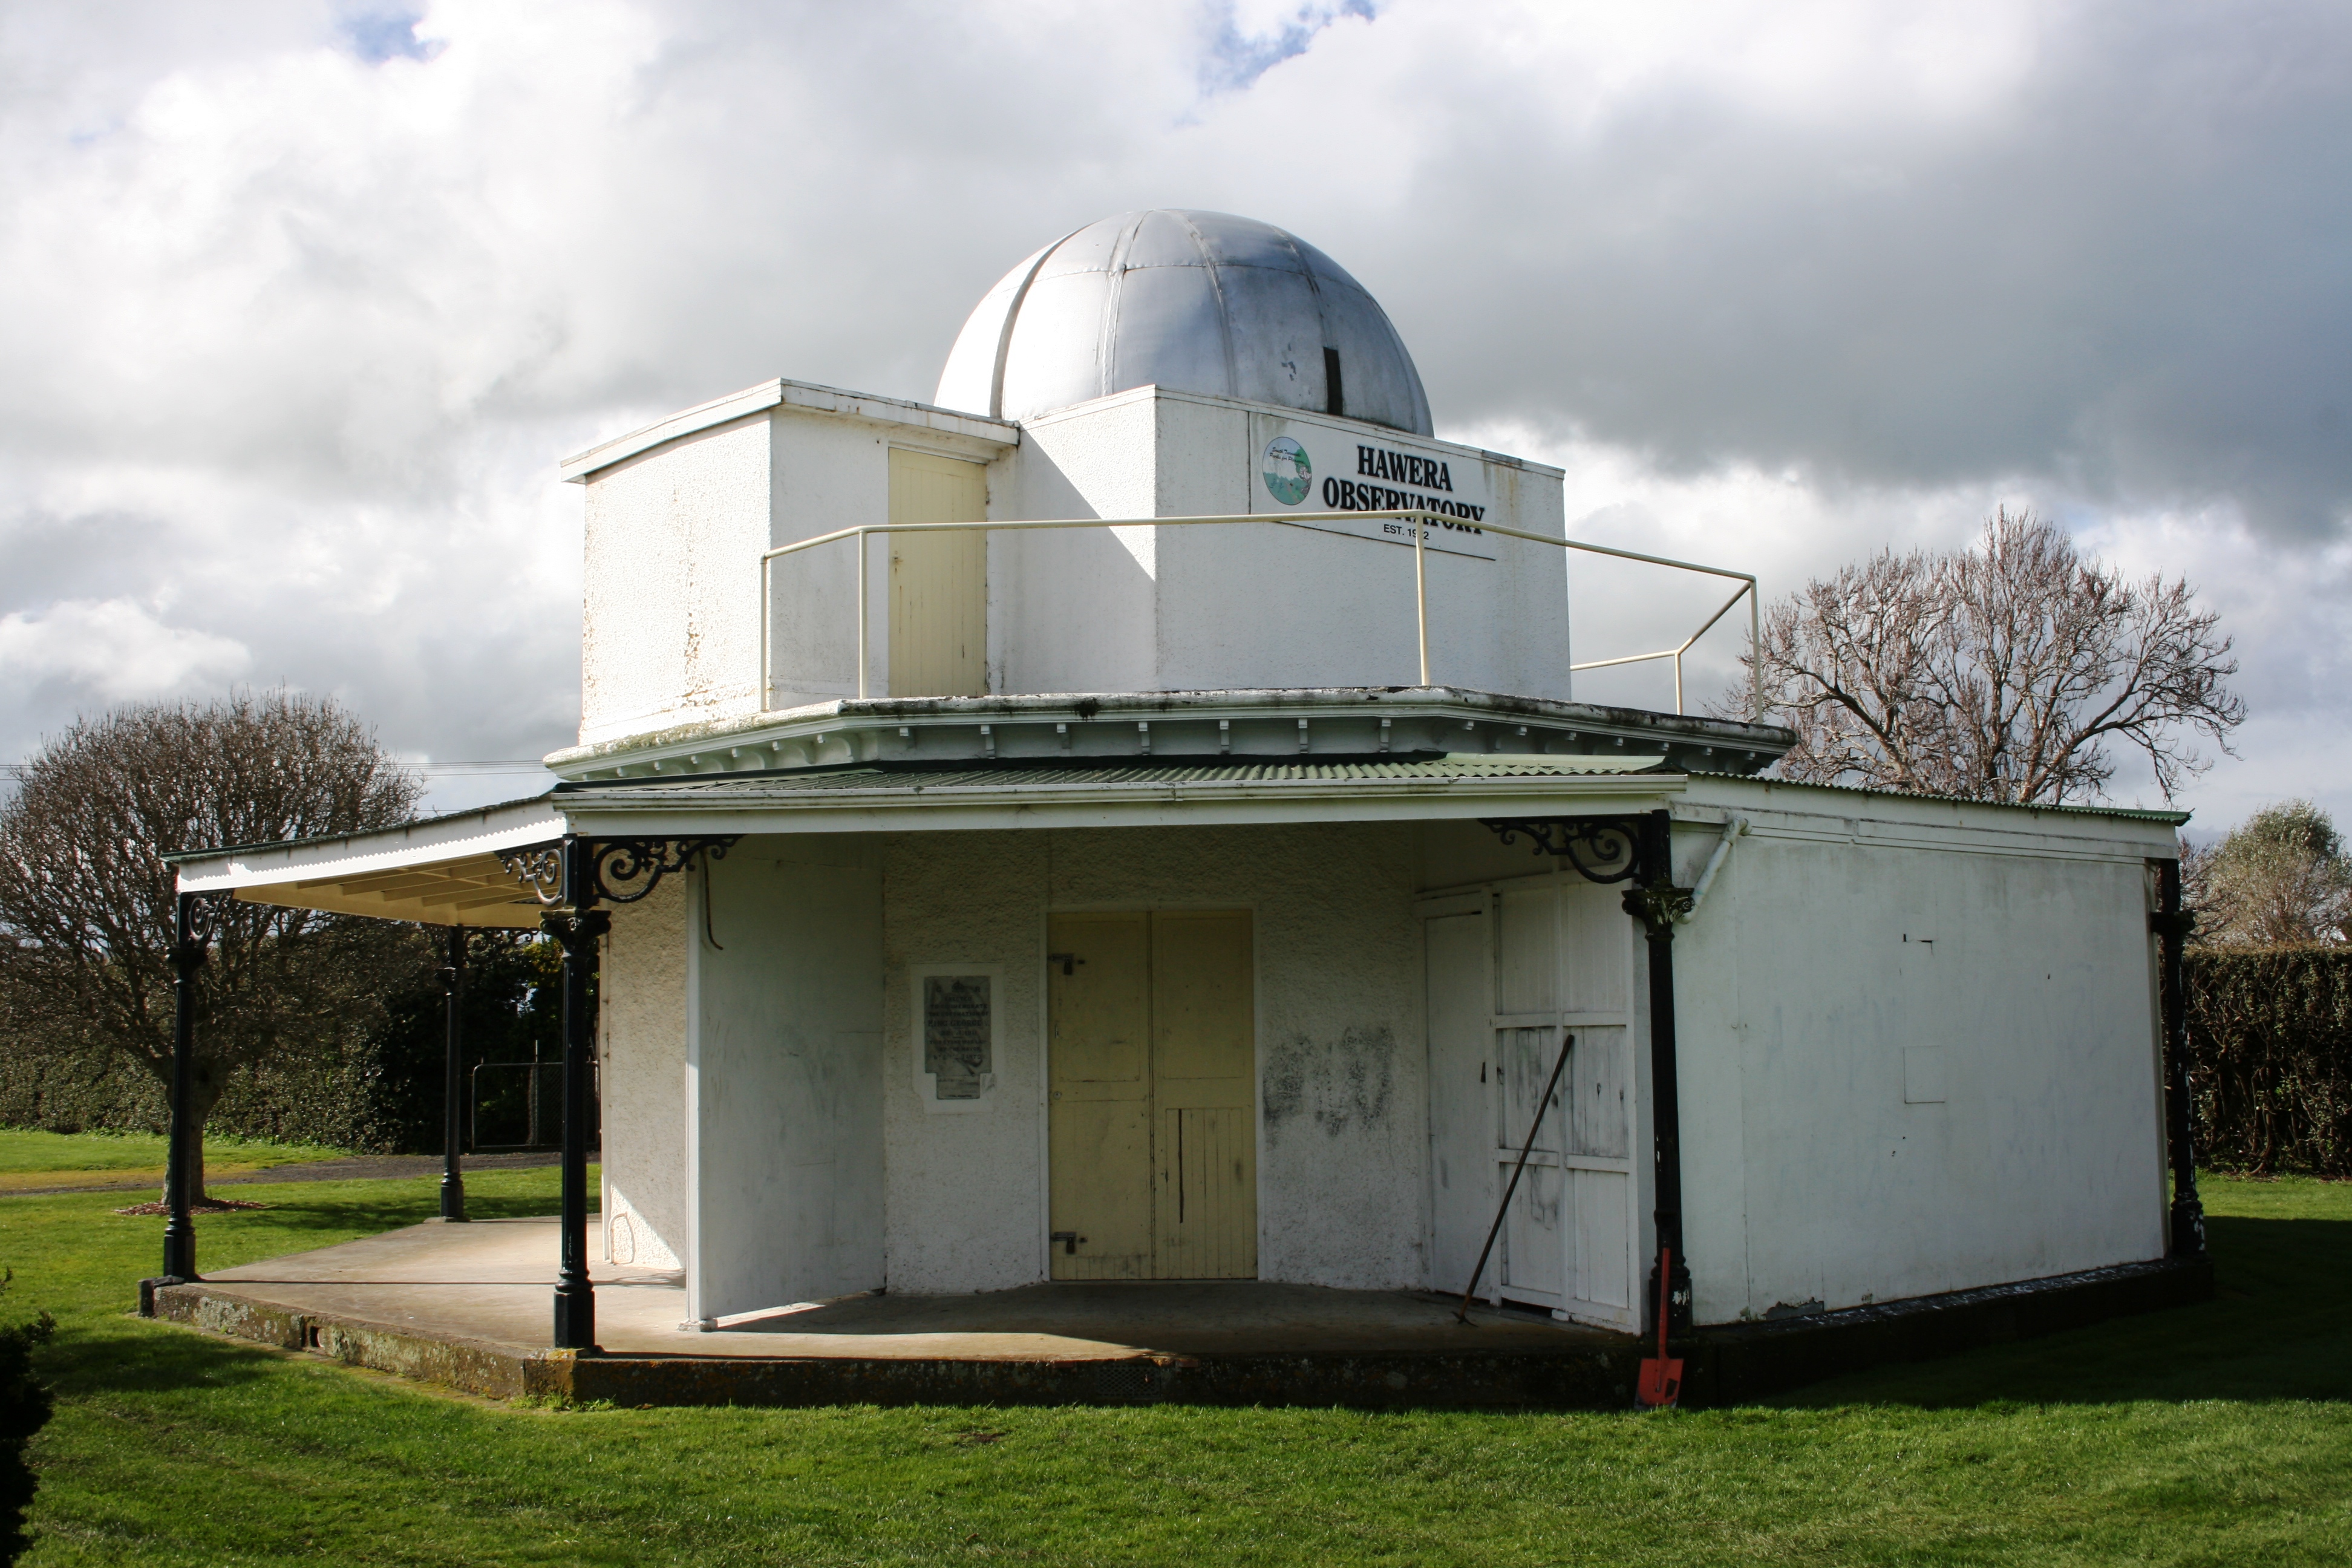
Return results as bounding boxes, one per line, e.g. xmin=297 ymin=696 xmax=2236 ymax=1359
xmin=1050 ymin=1231 xmax=1086 ymax=1255
xmin=1048 ymin=953 xmax=1086 ymax=976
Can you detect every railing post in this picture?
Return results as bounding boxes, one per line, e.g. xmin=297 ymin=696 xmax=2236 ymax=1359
xmin=439 ymin=924 xmax=468 ymax=1223
xmin=855 ymin=526 xmax=870 ymax=701
xmin=1413 ymin=512 xmax=1430 ymax=687
xmin=1749 ymin=581 xmax=1763 ymax=720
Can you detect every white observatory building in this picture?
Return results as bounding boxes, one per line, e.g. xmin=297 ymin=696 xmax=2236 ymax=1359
xmin=171 ymin=211 xmax=2207 ymax=1394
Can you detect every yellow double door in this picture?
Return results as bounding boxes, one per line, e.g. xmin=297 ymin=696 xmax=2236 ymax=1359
xmin=1047 ymin=910 xmax=1258 ymax=1281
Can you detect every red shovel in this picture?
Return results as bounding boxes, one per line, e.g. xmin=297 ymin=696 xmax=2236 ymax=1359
xmin=1636 ymin=1247 xmax=1683 ymax=1409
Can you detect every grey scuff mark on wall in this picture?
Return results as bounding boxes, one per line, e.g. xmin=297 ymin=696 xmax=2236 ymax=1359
xmin=1263 ymin=1024 xmax=1396 ymax=1143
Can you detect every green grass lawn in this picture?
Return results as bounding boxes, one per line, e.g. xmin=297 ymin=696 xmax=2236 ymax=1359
xmin=2 ymin=1171 xmax=2345 ymax=1566
xmin=0 ymin=1129 xmax=347 ymax=1193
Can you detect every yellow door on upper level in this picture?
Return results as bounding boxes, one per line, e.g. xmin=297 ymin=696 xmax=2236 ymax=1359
xmin=1047 ymin=910 xmax=1257 ymax=1280
xmin=886 ymin=448 xmax=987 ymax=698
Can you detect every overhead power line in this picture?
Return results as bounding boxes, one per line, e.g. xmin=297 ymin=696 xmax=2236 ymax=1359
xmin=410 ymin=761 xmax=554 ymax=776
xmin=3 ymin=760 xmax=554 ymax=780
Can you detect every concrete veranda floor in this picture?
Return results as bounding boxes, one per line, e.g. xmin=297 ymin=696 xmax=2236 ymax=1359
xmin=195 ymin=1215 xmax=1620 ymax=1362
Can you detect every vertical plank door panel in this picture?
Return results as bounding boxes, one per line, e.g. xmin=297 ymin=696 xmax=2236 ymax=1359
xmin=886 ymin=449 xmax=988 ymax=699
xmin=1150 ymin=911 xmax=1258 ymax=1278
xmin=1048 ymin=913 xmax=1154 ymax=1279
xmin=1423 ymin=909 xmax=1494 ymax=1294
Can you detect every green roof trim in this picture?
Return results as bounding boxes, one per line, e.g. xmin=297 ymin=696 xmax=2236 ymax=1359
xmin=564 ymin=751 xmax=1671 ymax=799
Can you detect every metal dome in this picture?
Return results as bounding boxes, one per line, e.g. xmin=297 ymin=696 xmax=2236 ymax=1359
xmin=936 ymin=209 xmax=1434 ymax=436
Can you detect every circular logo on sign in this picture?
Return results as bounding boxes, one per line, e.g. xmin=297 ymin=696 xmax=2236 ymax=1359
xmin=1261 ymin=436 xmax=1312 ymax=506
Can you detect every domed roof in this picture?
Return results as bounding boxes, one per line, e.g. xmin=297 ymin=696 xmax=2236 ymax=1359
xmin=936 ymin=209 xmax=1433 ymax=437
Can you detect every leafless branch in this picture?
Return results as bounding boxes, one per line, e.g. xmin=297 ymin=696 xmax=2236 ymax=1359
xmin=1722 ymin=509 xmax=2246 ymax=805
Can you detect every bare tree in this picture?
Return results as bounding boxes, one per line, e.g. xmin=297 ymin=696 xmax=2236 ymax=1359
xmin=2184 ymin=801 xmax=2352 ymax=946
xmin=0 ymin=692 xmax=422 ymax=1200
xmin=1728 ymin=509 xmax=2246 ymax=804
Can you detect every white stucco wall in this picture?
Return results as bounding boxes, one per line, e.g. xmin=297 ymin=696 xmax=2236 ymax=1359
xmin=878 ymin=822 xmax=1430 ymax=1295
xmin=766 ymin=406 xmax=889 ymax=708
xmin=576 ymin=380 xmax=1575 ymax=757
xmin=1668 ymin=785 xmax=2172 ymax=1322
xmin=579 ymin=388 xmax=1019 ymax=740
xmin=603 ymin=780 xmax=2171 ymax=1323
xmin=1416 ymin=788 xmax=2174 ymax=1327
xmin=687 ymin=836 xmax=886 ymax=1321
xmin=988 ymin=393 xmax=1161 ymax=696
xmin=580 ymin=416 xmax=772 ymax=746
xmin=599 ymin=877 xmax=688 ymax=1270
xmin=995 ymin=387 xmax=1572 ymax=702
xmin=1153 ymin=395 xmax=1570 ymax=699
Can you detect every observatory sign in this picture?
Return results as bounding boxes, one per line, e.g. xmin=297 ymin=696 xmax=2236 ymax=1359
xmin=1250 ymin=413 xmax=1497 ymax=560
xmin=1261 ymin=436 xmax=1313 ymax=505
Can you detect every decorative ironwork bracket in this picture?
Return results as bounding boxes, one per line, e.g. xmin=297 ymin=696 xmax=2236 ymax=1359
xmin=585 ymin=837 xmax=740 ymax=904
xmin=498 ymin=837 xmax=741 ymax=907
xmin=1481 ymin=817 xmax=1644 ymax=885
xmin=500 ymin=846 xmax=566 ymax=906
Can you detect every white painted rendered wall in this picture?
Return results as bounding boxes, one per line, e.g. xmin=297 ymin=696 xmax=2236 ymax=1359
xmin=878 ymin=822 xmax=1429 ymax=1295
xmin=685 ymin=837 xmax=886 ymax=1321
xmin=598 ymin=782 xmax=2171 ymax=1320
xmin=577 ymin=390 xmax=1017 ymax=741
xmin=986 ymin=394 xmax=1160 ymax=696
xmin=574 ymin=379 xmax=1573 ymax=755
xmin=989 ymin=387 xmax=1570 ymax=701
xmin=1422 ymin=785 xmax=2175 ymax=1327
xmin=599 ymin=877 xmax=688 ymax=1270
xmin=595 ymin=821 xmax=1433 ymax=1301
xmin=579 ymin=416 xmax=772 ymax=746
xmin=1666 ymin=781 xmax=2173 ymax=1323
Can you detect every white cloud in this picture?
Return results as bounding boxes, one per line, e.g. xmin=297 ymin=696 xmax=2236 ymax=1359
xmin=0 ymin=598 xmax=250 ymax=702
xmin=0 ymin=0 xmax=2344 ymax=826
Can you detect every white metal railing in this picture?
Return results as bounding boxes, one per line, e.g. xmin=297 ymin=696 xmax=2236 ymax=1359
xmin=757 ymin=510 xmax=1762 ymax=718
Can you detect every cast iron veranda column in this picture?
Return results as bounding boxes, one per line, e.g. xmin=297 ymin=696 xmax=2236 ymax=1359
xmin=544 ymin=837 xmax=609 ymax=1351
xmin=1622 ymin=811 xmax=1695 ymax=1337
xmin=2154 ymin=858 xmax=2206 ymax=1258
xmin=439 ymin=924 xmax=469 ymax=1223
xmin=160 ymin=892 xmax=206 ymax=1284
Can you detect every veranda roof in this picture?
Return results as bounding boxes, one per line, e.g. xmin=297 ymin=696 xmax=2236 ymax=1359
xmin=164 ymin=754 xmax=1681 ymax=924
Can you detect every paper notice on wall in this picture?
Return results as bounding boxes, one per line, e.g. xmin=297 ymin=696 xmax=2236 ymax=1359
xmin=924 ymin=975 xmax=992 ymax=1100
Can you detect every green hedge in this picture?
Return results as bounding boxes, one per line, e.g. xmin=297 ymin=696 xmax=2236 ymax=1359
xmin=0 ymin=1030 xmax=382 ymax=1151
xmin=0 ymin=932 xmax=570 ymax=1156
xmin=2186 ymin=946 xmax=2352 ymax=1177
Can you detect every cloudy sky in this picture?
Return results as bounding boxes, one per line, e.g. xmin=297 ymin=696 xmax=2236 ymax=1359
xmin=2 ymin=0 xmax=2346 ymax=831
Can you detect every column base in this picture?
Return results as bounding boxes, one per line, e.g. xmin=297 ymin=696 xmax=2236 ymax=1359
xmin=2170 ymin=1198 xmax=2207 ymax=1258
xmin=554 ymin=1286 xmax=598 ymax=1352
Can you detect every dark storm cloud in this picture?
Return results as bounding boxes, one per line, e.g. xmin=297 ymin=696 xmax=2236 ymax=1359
xmin=1264 ymin=2 xmax=2352 ymax=537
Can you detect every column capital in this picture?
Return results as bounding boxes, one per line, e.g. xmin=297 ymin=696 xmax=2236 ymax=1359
xmin=540 ymin=907 xmax=611 ymax=954
xmin=1622 ymin=883 xmax=1694 ymax=936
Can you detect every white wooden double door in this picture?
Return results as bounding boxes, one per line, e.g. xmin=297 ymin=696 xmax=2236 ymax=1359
xmin=1424 ymin=875 xmax=1641 ymax=1331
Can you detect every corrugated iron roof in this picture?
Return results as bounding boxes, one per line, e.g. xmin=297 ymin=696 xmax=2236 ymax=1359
xmin=1681 ymin=771 xmax=2193 ymax=825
